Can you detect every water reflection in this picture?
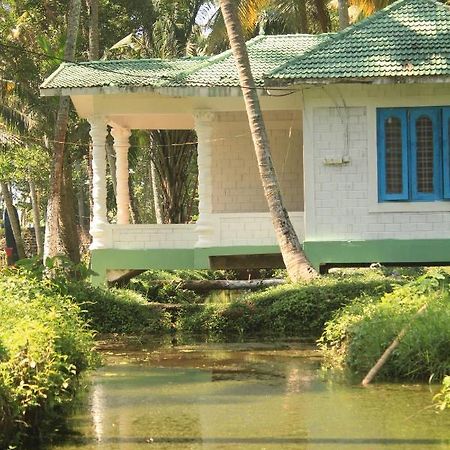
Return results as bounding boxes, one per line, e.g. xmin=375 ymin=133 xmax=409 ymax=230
xmin=48 ymin=341 xmax=450 ymax=450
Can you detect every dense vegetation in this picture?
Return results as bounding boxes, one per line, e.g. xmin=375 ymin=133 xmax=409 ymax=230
xmin=0 ymin=270 xmax=96 ymax=448
xmin=1 ymin=264 xmax=448 ymax=448
xmin=172 ymin=270 xmax=397 ymax=339
xmin=319 ymin=270 xmax=450 ymax=382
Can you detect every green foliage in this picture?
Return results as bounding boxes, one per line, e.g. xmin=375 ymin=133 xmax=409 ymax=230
xmin=0 ymin=271 xmax=96 ymax=448
xmin=18 ymin=257 xmax=173 ymax=334
xmin=320 ymin=270 xmax=450 ymax=381
xmin=127 ymin=269 xmax=236 ymax=304
xmin=177 ymin=271 xmax=395 ymax=339
xmin=434 ymin=376 xmax=450 ymax=411
xmin=68 ymin=283 xmax=173 ymax=334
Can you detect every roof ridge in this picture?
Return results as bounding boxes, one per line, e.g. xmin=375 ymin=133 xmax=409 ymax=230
xmin=267 ymin=0 xmax=434 ymax=79
xmin=68 ymin=55 xmax=208 ymax=66
xmin=165 ymin=34 xmax=267 ymax=84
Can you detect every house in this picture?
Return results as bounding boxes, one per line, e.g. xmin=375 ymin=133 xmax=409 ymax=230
xmin=41 ymin=0 xmax=450 ymax=284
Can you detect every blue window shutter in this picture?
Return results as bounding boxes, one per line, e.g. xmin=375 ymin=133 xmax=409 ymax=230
xmin=377 ymin=108 xmax=408 ymax=201
xmin=409 ymin=108 xmax=441 ymax=201
xmin=443 ymin=108 xmax=450 ymax=199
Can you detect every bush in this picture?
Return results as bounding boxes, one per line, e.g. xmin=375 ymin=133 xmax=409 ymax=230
xmin=0 ymin=271 xmax=96 ymax=448
xmin=67 ymin=283 xmax=173 ymax=334
xmin=177 ymin=270 xmax=396 ymax=339
xmin=320 ymin=270 xmax=450 ymax=381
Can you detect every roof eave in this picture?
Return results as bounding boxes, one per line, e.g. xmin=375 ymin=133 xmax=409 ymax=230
xmin=265 ymin=75 xmax=450 ymax=87
xmin=40 ymin=84 xmax=271 ymax=98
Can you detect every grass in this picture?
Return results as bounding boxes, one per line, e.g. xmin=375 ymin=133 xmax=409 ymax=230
xmin=319 ymin=269 xmax=450 ymax=381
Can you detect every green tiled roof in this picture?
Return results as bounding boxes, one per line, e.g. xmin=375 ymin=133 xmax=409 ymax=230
xmin=40 ymin=57 xmax=208 ymax=90
xmin=40 ymin=34 xmax=327 ymax=91
xmin=170 ymin=34 xmax=329 ymax=87
xmin=268 ymin=0 xmax=450 ymax=83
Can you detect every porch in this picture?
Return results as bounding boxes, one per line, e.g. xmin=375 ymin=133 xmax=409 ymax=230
xmin=82 ymin=95 xmax=305 ymax=284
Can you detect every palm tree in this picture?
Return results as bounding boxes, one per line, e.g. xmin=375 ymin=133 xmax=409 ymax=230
xmin=44 ymin=0 xmax=82 ymax=262
xmin=108 ymin=0 xmax=205 ymax=224
xmin=338 ymin=0 xmax=350 ymax=29
xmin=208 ymin=0 xmax=331 ymax=53
xmin=218 ymin=0 xmax=316 ymax=281
xmin=0 ymin=80 xmax=33 ymax=260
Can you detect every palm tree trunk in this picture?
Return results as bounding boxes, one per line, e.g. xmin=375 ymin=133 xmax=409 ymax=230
xmin=338 ymin=0 xmax=350 ymax=29
xmin=150 ymin=159 xmax=163 ymax=224
xmin=86 ymin=0 xmax=99 ymax=60
xmin=219 ymin=0 xmax=316 ymax=282
xmin=1 ymin=182 xmax=26 ymax=260
xmin=29 ymin=180 xmax=44 ymax=258
xmin=44 ymin=0 xmax=82 ymax=261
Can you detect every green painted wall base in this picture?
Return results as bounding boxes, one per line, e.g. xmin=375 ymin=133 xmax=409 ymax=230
xmin=90 ymin=239 xmax=450 ymax=285
xmin=90 ymin=246 xmax=280 ymax=285
xmin=303 ymin=239 xmax=450 ymax=272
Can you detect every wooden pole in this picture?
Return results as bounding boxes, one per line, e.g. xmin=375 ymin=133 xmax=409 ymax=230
xmin=361 ymin=303 xmax=428 ymax=386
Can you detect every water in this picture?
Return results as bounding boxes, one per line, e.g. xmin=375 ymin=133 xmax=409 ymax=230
xmin=48 ymin=338 xmax=450 ymax=450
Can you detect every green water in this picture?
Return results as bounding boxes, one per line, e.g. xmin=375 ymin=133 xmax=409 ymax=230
xmin=48 ymin=339 xmax=450 ymax=450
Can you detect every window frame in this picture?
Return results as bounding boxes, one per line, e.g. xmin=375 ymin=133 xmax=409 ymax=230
xmin=377 ymin=106 xmax=449 ymax=203
xmin=377 ymin=108 xmax=409 ymax=201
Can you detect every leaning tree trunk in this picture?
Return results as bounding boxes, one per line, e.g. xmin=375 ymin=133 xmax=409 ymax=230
xmin=44 ymin=0 xmax=82 ymax=261
xmin=29 ymin=180 xmax=44 ymax=258
xmin=1 ymin=182 xmax=26 ymax=260
xmin=219 ymin=0 xmax=316 ymax=282
xmin=338 ymin=0 xmax=350 ymax=30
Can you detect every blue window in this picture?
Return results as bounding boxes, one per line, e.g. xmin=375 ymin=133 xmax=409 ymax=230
xmin=377 ymin=107 xmax=450 ymax=202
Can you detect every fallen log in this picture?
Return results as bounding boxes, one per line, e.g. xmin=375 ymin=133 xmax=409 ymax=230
xmin=159 ymin=278 xmax=286 ymax=292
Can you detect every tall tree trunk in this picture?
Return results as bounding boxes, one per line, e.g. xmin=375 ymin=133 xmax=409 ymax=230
xmin=106 ymin=129 xmax=117 ymax=197
xmin=338 ymin=0 xmax=350 ymax=29
xmin=298 ymin=1 xmax=308 ymax=34
xmin=61 ymin=154 xmax=81 ymax=263
xmin=1 ymin=182 xmax=26 ymax=260
xmin=219 ymin=0 xmax=316 ymax=282
xmin=86 ymin=0 xmax=99 ymax=60
xmin=29 ymin=180 xmax=44 ymax=258
xmin=44 ymin=0 xmax=82 ymax=261
xmin=86 ymin=0 xmax=99 ymax=230
xmin=150 ymin=159 xmax=163 ymax=224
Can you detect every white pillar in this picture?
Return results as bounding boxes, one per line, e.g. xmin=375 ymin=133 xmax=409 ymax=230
xmin=111 ymin=126 xmax=131 ymax=225
xmin=194 ymin=110 xmax=215 ymax=247
xmin=88 ymin=116 xmax=109 ymax=249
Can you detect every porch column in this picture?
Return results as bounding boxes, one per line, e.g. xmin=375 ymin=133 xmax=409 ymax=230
xmin=194 ymin=110 xmax=215 ymax=247
xmin=88 ymin=116 xmax=109 ymax=249
xmin=111 ymin=126 xmax=131 ymax=225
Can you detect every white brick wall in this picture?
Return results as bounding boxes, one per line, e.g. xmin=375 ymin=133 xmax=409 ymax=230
xmin=217 ymin=212 xmax=304 ymax=246
xmin=111 ymin=224 xmax=196 ymax=249
xmin=211 ymin=110 xmax=303 ymax=213
xmin=305 ymin=84 xmax=450 ymax=242
xmin=108 ymin=213 xmax=304 ymax=250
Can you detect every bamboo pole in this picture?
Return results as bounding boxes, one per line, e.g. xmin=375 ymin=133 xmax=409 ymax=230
xmin=361 ymin=303 xmax=428 ymax=386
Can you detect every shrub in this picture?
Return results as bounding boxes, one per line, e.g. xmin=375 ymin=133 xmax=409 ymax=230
xmin=67 ymin=283 xmax=173 ymax=334
xmin=320 ymin=271 xmax=450 ymax=381
xmin=0 ymin=271 xmax=96 ymax=448
xmin=177 ymin=270 xmax=396 ymax=339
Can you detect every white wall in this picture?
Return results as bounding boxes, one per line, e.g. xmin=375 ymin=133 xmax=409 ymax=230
xmin=211 ymin=110 xmax=303 ymax=213
xmin=303 ymin=83 xmax=450 ymax=242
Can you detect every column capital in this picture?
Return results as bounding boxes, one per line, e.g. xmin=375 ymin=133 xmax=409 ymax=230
xmin=87 ymin=115 xmax=108 ymax=129
xmin=193 ymin=110 xmax=215 ymax=124
xmin=110 ymin=125 xmax=131 ymax=154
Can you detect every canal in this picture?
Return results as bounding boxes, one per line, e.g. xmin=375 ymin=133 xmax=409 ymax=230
xmin=48 ymin=338 xmax=450 ymax=449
